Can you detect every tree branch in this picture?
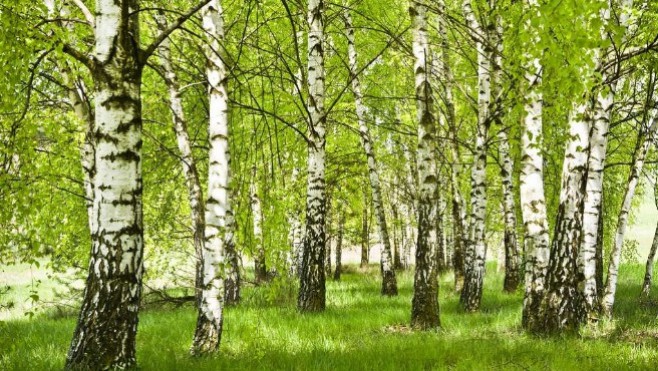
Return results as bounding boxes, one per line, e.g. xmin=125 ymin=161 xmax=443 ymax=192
xmin=140 ymin=0 xmax=213 ymax=63
xmin=70 ymin=0 xmax=94 ymax=26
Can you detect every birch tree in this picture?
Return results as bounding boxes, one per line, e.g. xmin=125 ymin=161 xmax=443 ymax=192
xmin=601 ymin=104 xmax=658 ymax=316
xmin=460 ymin=0 xmax=493 ymax=312
xmin=520 ymin=0 xmax=550 ymax=331
xmin=641 ymin=176 xmax=658 ymax=298
xmin=298 ymin=0 xmax=328 ymax=312
xmin=251 ymin=170 xmax=267 ymax=283
xmin=410 ymin=0 xmax=440 ymax=329
xmin=344 ymin=8 xmax=397 ymax=296
xmin=62 ymin=0 xmax=209 ymax=367
xmin=192 ymin=0 xmax=237 ymax=354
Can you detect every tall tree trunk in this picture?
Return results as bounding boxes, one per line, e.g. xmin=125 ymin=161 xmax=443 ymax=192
xmin=345 ymin=9 xmax=397 ymax=295
xmin=436 ymin=0 xmax=467 ymax=291
xmin=460 ymin=0 xmax=492 ymax=312
xmin=298 ymin=0 xmax=327 ymax=312
xmin=66 ymin=1 xmax=144 ymax=368
xmin=410 ymin=1 xmax=440 ymax=329
xmin=520 ymin=0 xmax=550 ymax=332
xmin=601 ymin=114 xmax=657 ymax=316
xmin=583 ymin=0 xmax=634 ymax=318
xmin=250 ymin=176 xmax=267 ymax=284
xmin=489 ymin=13 xmax=521 ymax=293
xmin=155 ymin=11 xmax=207 ymax=344
xmin=536 ymin=102 xmax=590 ymax=334
xmin=499 ymin=127 xmax=521 ymax=293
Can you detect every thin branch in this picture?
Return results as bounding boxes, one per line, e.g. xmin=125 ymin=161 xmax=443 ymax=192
xmin=140 ymin=0 xmax=213 ymax=63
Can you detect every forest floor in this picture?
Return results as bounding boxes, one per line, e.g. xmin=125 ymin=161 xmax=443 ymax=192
xmin=2 ymin=263 xmax=658 ymax=370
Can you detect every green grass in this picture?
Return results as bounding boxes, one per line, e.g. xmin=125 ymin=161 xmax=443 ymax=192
xmin=2 ymin=264 xmax=658 ymax=370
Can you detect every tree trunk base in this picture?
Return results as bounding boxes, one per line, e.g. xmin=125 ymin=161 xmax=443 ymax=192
xmin=381 ymin=270 xmax=398 ymax=296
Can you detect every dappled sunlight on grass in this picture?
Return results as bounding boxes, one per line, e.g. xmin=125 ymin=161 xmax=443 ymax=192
xmin=3 ymin=263 xmax=658 ymax=370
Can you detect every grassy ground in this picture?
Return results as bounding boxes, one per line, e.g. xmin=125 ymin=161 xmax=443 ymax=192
xmin=2 ymin=264 xmax=658 ymax=370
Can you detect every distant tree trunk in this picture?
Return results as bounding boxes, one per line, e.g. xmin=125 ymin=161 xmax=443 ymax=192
xmin=391 ymin=203 xmax=403 ymax=270
xmin=435 ymin=197 xmax=447 ymax=274
xmin=65 ymin=1 xmax=145 ymax=368
xmin=490 ymin=13 xmax=520 ymax=293
xmin=361 ymin=202 xmax=370 ymax=268
xmin=410 ymin=1 xmax=440 ymax=329
xmin=288 ymin=167 xmax=304 ymax=276
xmin=400 ymin=199 xmax=413 ymax=270
xmin=250 ymin=175 xmax=267 ymax=284
xmin=641 ymin=185 xmax=658 ymax=298
xmin=156 ymin=11 xmax=207 ymax=343
xmin=438 ymin=0 xmax=465 ymax=292
xmin=325 ymin=233 xmax=333 ymax=277
xmin=601 ymin=114 xmax=658 ymax=316
xmin=520 ymin=0 xmax=550 ymax=332
xmin=460 ymin=0 xmax=492 ymax=312
xmin=298 ymin=0 xmax=327 ymax=312
xmin=345 ymin=9 xmax=397 ymax=295
xmin=334 ymin=211 xmax=345 ymax=281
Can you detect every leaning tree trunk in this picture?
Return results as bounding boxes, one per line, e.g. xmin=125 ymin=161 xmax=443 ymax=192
xmin=578 ymin=0 xmax=632 ymax=319
xmin=460 ymin=0 xmax=492 ymax=312
xmin=192 ymin=0 xmax=236 ymax=354
xmin=65 ymin=1 xmax=144 ymax=368
xmin=156 ymin=11 xmax=207 ymax=324
xmin=601 ymin=114 xmax=658 ymax=316
xmin=250 ymin=176 xmax=267 ymax=284
xmin=587 ymin=0 xmax=635 ymax=318
xmin=345 ymin=9 xmax=397 ymax=296
xmin=520 ymin=1 xmax=550 ymax=329
xmin=298 ymin=0 xmax=327 ymax=312
xmin=410 ymin=1 xmax=440 ymax=329
xmin=535 ymin=102 xmax=590 ymax=334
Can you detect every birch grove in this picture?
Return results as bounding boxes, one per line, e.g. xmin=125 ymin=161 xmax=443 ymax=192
xmin=6 ymin=0 xmax=658 ymax=367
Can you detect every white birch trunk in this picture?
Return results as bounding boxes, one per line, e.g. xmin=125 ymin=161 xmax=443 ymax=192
xmin=250 ymin=174 xmax=267 ymax=283
xmin=155 ymin=10 xmax=207 ymax=316
xmin=66 ymin=0 xmax=144 ymax=368
xmin=460 ymin=0 xmax=491 ymax=312
xmin=437 ymin=0 xmax=467 ymax=291
xmin=298 ymin=0 xmax=327 ymax=312
xmin=601 ymin=113 xmax=658 ymax=316
xmin=641 ymin=182 xmax=658 ymax=298
xmin=344 ymin=8 xmax=397 ymax=296
xmin=192 ymin=0 xmax=234 ymax=354
xmin=579 ymin=0 xmax=633 ymax=318
xmin=520 ymin=4 xmax=550 ymax=327
xmin=537 ymin=101 xmax=590 ymax=333
xmin=410 ymin=0 xmax=440 ymax=329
